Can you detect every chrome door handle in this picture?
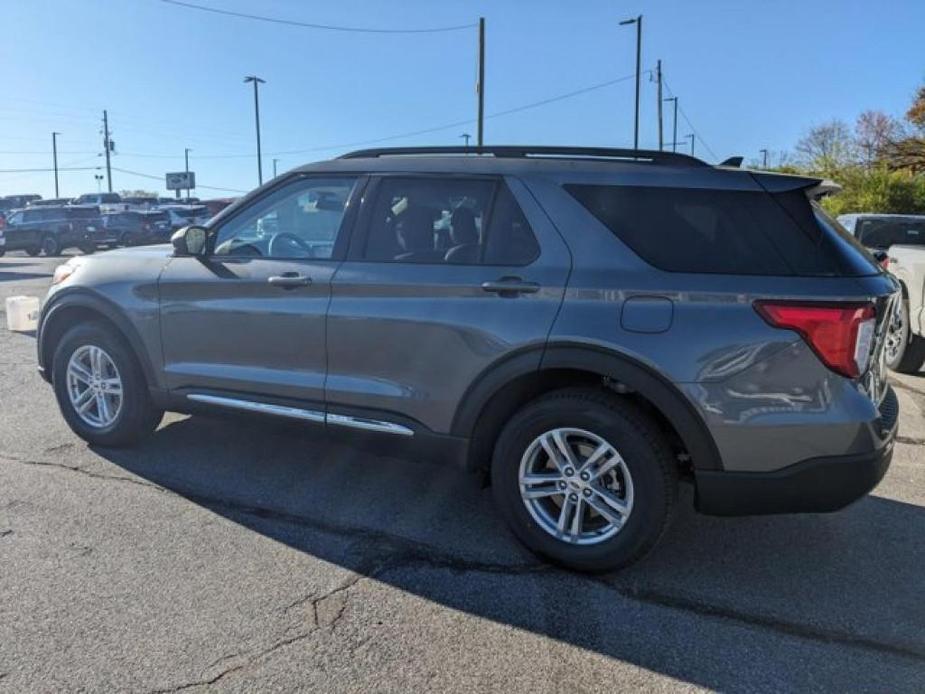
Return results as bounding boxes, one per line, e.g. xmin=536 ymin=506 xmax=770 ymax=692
xmin=268 ymin=273 xmax=312 ymax=289
xmin=481 ymin=277 xmax=541 ymax=296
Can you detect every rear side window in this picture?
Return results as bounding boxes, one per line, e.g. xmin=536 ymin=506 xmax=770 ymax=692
xmin=67 ymin=207 xmax=100 ymax=219
xmin=565 ymin=184 xmax=876 ymax=276
xmin=361 ymin=177 xmax=539 ymax=266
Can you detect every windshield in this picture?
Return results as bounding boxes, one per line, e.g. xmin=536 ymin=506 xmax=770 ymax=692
xmin=856 ymin=218 xmax=925 ymax=248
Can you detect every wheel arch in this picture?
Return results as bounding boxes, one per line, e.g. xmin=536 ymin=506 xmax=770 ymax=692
xmin=452 ymin=343 xmax=723 ymax=472
xmin=38 ymin=291 xmax=159 ymax=392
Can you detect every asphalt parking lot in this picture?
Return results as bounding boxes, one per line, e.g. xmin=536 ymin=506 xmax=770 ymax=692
xmin=1 ymin=253 xmax=923 ymax=692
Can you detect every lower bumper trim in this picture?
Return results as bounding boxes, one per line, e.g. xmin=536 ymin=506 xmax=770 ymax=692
xmin=695 ymin=443 xmax=893 ymax=516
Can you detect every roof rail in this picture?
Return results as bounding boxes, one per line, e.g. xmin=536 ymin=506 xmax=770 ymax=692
xmin=338 ymin=145 xmax=707 ymax=167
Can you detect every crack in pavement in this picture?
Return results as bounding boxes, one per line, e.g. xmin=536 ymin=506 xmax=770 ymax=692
xmin=895 ymin=434 xmax=925 ymax=446
xmin=5 ymin=447 xmax=925 ymax=667
xmin=0 ymin=453 xmax=166 ymax=492
xmin=893 ymin=380 xmax=925 ymax=398
xmin=0 ymin=529 xmax=12 ymax=538
xmin=150 ymin=574 xmax=372 ymax=693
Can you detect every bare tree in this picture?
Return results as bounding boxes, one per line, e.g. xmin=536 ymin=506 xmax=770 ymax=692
xmin=795 ymin=119 xmax=855 ymax=173
xmin=855 ymin=111 xmax=901 ymax=167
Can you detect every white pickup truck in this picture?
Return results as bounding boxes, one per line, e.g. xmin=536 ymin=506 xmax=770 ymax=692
xmin=839 ymin=213 xmax=925 ymax=373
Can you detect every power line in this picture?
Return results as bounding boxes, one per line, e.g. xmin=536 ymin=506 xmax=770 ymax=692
xmin=110 ymin=166 xmax=248 ymax=193
xmin=661 ymin=77 xmax=718 ymax=160
xmin=161 ymin=0 xmax=476 ymax=34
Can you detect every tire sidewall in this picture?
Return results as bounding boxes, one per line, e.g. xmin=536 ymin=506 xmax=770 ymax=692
xmin=492 ymin=395 xmax=673 ymax=572
xmin=885 ymin=299 xmax=910 ymax=371
xmin=52 ymin=323 xmax=150 ymax=446
xmin=42 ymin=235 xmax=60 ymax=257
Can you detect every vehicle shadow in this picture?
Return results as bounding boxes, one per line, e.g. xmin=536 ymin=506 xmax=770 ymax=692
xmin=93 ymin=414 xmax=924 ymax=690
xmin=0 ymin=271 xmax=51 ymax=283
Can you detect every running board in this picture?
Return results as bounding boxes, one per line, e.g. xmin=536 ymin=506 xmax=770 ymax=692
xmin=186 ymin=394 xmax=413 ymax=437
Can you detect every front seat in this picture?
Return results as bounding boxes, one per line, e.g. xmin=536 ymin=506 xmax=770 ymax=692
xmin=394 ymin=207 xmax=443 ymax=263
xmin=444 ymin=207 xmax=480 ymax=264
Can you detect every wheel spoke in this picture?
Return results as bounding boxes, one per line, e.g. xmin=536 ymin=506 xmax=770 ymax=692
xmin=569 ymin=497 xmax=584 ymax=537
xmin=74 ymin=388 xmax=95 ymax=412
xmin=521 ymin=473 xmax=562 ymax=499
xmin=101 ymin=378 xmax=122 ymax=395
xmin=556 ymin=496 xmax=575 ymax=536
xmin=551 ymin=430 xmax=579 ymax=469
xmin=578 ymin=441 xmax=611 ymax=474
xmin=69 ymin=362 xmax=93 ymax=384
xmin=589 ymin=453 xmax=624 ymax=481
xmin=96 ymin=393 xmax=110 ymax=422
xmin=90 ymin=347 xmax=102 ymax=378
xmin=590 ymin=487 xmax=630 ymax=521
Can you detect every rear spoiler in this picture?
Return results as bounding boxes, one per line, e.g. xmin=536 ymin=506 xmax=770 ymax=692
xmin=805 ymin=179 xmax=842 ymax=200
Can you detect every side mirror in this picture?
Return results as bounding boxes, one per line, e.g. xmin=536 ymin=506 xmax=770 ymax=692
xmin=171 ymin=225 xmax=208 ymax=256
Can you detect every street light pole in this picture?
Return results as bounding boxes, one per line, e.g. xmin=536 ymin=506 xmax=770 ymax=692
xmin=244 ymin=75 xmax=266 ymax=185
xmin=664 ymin=97 xmax=678 ymax=153
xmin=460 ymin=133 xmax=471 ymax=147
xmin=620 ymin=15 xmax=642 ymax=149
xmin=184 ymin=148 xmax=191 ymax=201
xmin=686 ymin=133 xmax=695 ymax=156
xmin=273 ymin=158 xmax=279 ymax=177
xmin=476 ymin=17 xmax=485 ymax=147
xmin=655 ymin=60 xmax=663 ymax=151
xmin=760 ymin=148 xmax=769 ymax=168
xmin=52 ymin=132 xmax=60 ymax=198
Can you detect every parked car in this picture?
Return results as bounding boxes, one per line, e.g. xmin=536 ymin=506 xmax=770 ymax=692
xmin=2 ymin=194 xmax=42 ymax=209
xmin=103 ymin=210 xmax=172 ymax=246
xmin=162 ymin=204 xmax=211 ymax=230
xmin=201 ymin=197 xmax=236 ymax=216
xmin=121 ymin=196 xmax=160 ymax=211
xmin=28 ymin=197 xmax=74 ymax=207
xmin=37 ymin=146 xmax=899 ymax=572
xmin=839 ymin=213 xmax=925 ymax=373
xmin=4 ymin=205 xmax=103 ymax=256
xmin=72 ymin=192 xmax=127 ymax=213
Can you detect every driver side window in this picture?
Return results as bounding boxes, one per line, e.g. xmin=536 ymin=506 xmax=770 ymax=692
xmin=213 ymin=176 xmax=358 ymax=259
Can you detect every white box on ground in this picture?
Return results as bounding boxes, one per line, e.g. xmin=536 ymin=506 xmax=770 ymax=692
xmin=5 ymin=295 xmax=40 ymax=332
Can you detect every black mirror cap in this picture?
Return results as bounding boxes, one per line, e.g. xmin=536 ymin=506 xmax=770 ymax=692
xmin=171 ymin=225 xmax=208 ymax=256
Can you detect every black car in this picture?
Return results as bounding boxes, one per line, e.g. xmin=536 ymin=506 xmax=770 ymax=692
xmin=3 ymin=205 xmax=103 ymax=256
xmin=102 ymin=210 xmax=172 ymax=246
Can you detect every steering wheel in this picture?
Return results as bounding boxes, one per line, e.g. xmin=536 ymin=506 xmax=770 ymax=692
xmin=268 ymin=231 xmax=314 ymax=257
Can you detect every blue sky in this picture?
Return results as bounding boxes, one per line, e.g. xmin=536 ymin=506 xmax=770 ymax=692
xmin=1 ymin=0 xmax=923 ymax=199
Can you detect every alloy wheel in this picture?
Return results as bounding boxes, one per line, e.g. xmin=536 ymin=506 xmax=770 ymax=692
xmin=65 ymin=345 xmax=123 ymax=428
xmin=518 ymin=427 xmax=634 ymax=546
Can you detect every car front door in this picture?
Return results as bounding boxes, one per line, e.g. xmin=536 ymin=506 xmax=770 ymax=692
xmin=325 ymin=174 xmax=570 ymax=436
xmin=158 ymin=175 xmax=363 ymax=412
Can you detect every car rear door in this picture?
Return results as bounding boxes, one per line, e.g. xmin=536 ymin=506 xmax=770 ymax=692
xmin=158 ymin=175 xmax=364 ymax=411
xmin=325 ymin=174 xmax=570 ymax=436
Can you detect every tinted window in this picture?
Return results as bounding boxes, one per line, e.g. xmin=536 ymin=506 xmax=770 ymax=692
xmin=67 ymin=207 xmax=100 ymax=219
xmin=362 ymin=177 xmax=538 ymax=265
xmin=99 ymin=193 xmax=121 ymax=203
xmin=23 ymin=209 xmax=45 ymax=222
xmin=565 ymin=184 xmax=876 ymax=276
xmin=214 ymin=176 xmax=357 ymax=259
xmin=856 ymin=218 xmax=925 ymax=248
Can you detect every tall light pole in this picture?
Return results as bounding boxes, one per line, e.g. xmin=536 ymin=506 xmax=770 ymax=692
xmin=760 ymin=148 xmax=769 ymax=168
xmin=620 ymin=15 xmax=642 ymax=149
xmin=460 ymin=133 xmax=471 ymax=147
xmin=686 ymin=133 xmax=695 ymax=156
xmin=273 ymin=158 xmax=279 ymax=178
xmin=476 ymin=17 xmax=485 ymax=147
xmin=94 ymin=174 xmax=104 ymax=193
xmin=52 ymin=132 xmax=60 ymax=198
xmin=655 ymin=60 xmax=663 ymax=151
xmin=244 ymin=75 xmax=266 ymax=185
xmin=184 ymin=148 xmax=191 ymax=201
xmin=664 ymin=96 xmax=678 ymax=153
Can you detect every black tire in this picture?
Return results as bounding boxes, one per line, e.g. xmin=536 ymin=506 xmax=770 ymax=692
xmin=51 ymin=322 xmax=162 ymax=447
xmin=887 ymin=299 xmax=925 ymax=374
xmin=79 ymin=243 xmax=96 ymax=255
xmin=41 ymin=234 xmax=61 ymax=257
xmin=120 ymin=231 xmax=134 ymax=247
xmin=25 ymin=246 xmax=40 ymax=257
xmin=491 ymin=388 xmax=678 ymax=572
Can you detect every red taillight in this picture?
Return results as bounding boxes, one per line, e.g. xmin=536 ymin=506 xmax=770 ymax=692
xmin=754 ymin=301 xmax=876 ymax=379
xmin=879 ymin=256 xmax=890 ymax=271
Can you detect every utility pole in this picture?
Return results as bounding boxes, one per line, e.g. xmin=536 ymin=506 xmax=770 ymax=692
xmin=476 ymin=17 xmax=485 ymax=147
xmin=686 ymin=133 xmax=695 ymax=156
xmin=102 ymin=110 xmax=112 ymax=193
xmin=656 ymin=60 xmax=663 ymax=151
xmin=620 ymin=15 xmax=642 ymax=149
xmin=94 ymin=174 xmax=104 ymax=193
xmin=52 ymin=132 xmax=60 ymax=198
xmin=273 ymin=158 xmax=279 ymax=177
xmin=244 ymin=75 xmax=266 ymax=185
xmin=760 ymin=148 xmax=769 ymax=168
xmin=664 ymin=96 xmax=678 ymax=153
xmin=460 ymin=133 xmax=471 ymax=147
xmin=184 ymin=148 xmax=191 ymax=201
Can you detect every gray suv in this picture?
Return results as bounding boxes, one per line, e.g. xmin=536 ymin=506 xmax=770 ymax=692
xmin=36 ymin=146 xmax=900 ymax=571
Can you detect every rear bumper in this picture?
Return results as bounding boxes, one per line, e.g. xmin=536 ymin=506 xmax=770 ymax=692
xmin=695 ymin=441 xmax=893 ymax=516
